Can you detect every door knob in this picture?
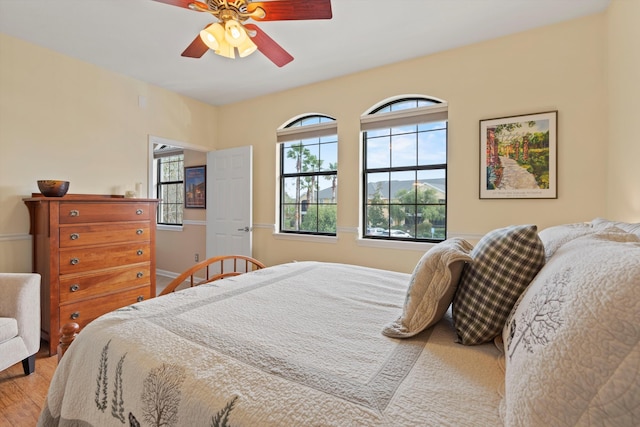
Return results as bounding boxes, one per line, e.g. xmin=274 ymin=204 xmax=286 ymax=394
xmin=237 ymin=226 xmax=250 ymax=232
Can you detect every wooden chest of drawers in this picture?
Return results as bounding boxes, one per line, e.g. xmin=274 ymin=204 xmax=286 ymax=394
xmin=24 ymin=194 xmax=158 ymax=355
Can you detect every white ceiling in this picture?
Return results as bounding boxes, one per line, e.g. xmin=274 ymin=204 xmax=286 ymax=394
xmin=0 ymin=0 xmax=609 ymax=106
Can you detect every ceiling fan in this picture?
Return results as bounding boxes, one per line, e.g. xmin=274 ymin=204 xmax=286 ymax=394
xmin=153 ymin=0 xmax=332 ymax=67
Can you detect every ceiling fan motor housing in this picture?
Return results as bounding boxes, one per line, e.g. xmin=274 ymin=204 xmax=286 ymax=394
xmin=205 ymin=0 xmax=251 ymax=21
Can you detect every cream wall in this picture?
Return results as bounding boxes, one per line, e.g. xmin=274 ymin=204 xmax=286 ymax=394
xmin=218 ymin=13 xmax=615 ymax=272
xmin=155 ymin=149 xmax=207 ymax=274
xmin=606 ymin=0 xmax=640 ymax=222
xmin=1 ymin=3 xmax=637 ymax=276
xmin=0 ymin=34 xmax=218 ymax=273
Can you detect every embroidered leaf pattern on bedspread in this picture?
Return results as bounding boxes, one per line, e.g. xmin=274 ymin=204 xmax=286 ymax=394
xmin=129 ymin=412 xmax=141 ymax=427
xmin=95 ymin=340 xmax=111 ymax=411
xmin=507 ymin=269 xmax=568 ymax=359
xmin=141 ymin=364 xmax=186 ymax=427
xmin=211 ymin=396 xmax=238 ymax=427
xmin=111 ymin=353 xmax=127 ymax=423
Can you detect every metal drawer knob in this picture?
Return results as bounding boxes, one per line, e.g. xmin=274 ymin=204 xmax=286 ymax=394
xmin=70 ymin=258 xmax=79 ymax=265
xmin=137 ymin=296 xmax=144 ymax=302
xmin=70 ymin=233 xmax=80 ymax=240
xmin=69 ymin=210 xmax=79 ymax=217
xmin=136 ymin=272 xmax=144 ymax=278
xmin=70 ymin=312 xmax=80 ymax=320
xmin=136 ymin=209 xmax=143 ymax=215
xmin=70 ymin=284 xmax=80 ymax=292
xmin=136 ymin=229 xmax=143 ymax=235
xmin=136 ymin=249 xmax=144 ymax=256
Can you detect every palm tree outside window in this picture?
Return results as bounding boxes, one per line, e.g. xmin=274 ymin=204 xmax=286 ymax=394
xmin=278 ymin=114 xmax=338 ymax=235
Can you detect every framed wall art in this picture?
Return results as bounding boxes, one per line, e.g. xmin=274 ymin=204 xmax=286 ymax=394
xmin=480 ymin=111 xmax=557 ymax=199
xmin=184 ymin=165 xmax=206 ymax=208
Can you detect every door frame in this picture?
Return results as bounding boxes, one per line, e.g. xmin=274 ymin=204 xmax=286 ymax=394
xmin=147 ymin=135 xmax=211 ymax=202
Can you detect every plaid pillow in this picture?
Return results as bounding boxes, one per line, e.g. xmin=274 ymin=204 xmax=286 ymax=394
xmin=452 ymin=224 xmax=545 ymax=345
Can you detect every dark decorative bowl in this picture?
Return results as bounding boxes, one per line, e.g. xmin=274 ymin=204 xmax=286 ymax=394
xmin=37 ymin=180 xmax=70 ymax=197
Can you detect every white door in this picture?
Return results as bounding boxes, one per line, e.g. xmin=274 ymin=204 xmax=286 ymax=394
xmin=206 ymin=146 xmax=253 ymax=258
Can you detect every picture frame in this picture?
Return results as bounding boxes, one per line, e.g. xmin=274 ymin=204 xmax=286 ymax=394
xmin=480 ymin=111 xmax=557 ymax=199
xmin=184 ymin=165 xmax=206 ymax=208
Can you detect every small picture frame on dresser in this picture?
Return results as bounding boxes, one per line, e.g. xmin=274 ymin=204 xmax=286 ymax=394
xmin=185 ymin=165 xmax=206 ymax=208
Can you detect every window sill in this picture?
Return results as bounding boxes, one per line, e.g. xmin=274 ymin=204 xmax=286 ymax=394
xmin=273 ymin=232 xmax=338 ymax=244
xmin=158 ymin=224 xmax=184 ymax=232
xmin=356 ymin=237 xmax=436 ymax=251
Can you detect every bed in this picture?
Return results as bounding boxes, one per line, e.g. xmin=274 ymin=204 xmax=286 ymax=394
xmin=39 ymin=220 xmax=640 ymax=426
xmin=38 ymin=260 xmax=504 ymax=426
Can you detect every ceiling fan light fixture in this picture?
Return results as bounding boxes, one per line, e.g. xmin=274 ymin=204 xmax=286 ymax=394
xmin=199 ymin=23 xmax=225 ymax=50
xmin=157 ymin=0 xmax=334 ymax=66
xmin=238 ymin=36 xmax=257 ymax=57
xmin=215 ymin=38 xmax=236 ymax=59
xmin=224 ymin=19 xmax=247 ymax=47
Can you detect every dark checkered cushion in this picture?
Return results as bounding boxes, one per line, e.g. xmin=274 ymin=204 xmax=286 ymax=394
xmin=452 ymin=224 xmax=545 ymax=345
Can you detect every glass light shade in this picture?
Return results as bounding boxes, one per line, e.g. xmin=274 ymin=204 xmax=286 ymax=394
xmin=224 ymin=20 xmax=247 ymax=47
xmin=199 ymin=23 xmax=224 ymax=51
xmin=238 ymin=36 xmax=257 ymax=57
xmin=215 ymin=38 xmax=235 ymax=59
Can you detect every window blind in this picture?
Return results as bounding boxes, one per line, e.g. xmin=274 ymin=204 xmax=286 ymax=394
xmin=277 ymin=121 xmax=338 ymax=143
xmin=360 ymin=104 xmax=448 ymax=131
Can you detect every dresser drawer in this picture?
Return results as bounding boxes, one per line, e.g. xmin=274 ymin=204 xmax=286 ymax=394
xmin=59 ymin=264 xmax=151 ymax=304
xmin=59 ymin=242 xmax=151 ymax=274
xmin=59 ymin=223 xmax=150 ymax=248
xmin=59 ymin=202 xmax=153 ymax=224
xmin=59 ymin=286 xmax=151 ymax=330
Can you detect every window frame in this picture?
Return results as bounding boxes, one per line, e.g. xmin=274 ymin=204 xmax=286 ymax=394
xmin=155 ymin=152 xmax=184 ymax=226
xmin=361 ymin=97 xmax=448 ymax=243
xmin=278 ymin=114 xmax=338 ymax=236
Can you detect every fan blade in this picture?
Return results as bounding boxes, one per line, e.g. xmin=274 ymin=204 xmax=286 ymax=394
xmin=152 ymin=0 xmax=211 ymax=12
xmin=150 ymin=0 xmax=194 ymax=9
xmin=181 ymin=34 xmax=209 ymax=58
xmin=247 ymin=0 xmax=332 ymax=21
xmin=245 ymin=24 xmax=293 ymax=67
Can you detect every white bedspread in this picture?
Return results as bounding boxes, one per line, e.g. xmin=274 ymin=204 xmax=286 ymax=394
xmin=39 ymin=261 xmax=504 ymax=426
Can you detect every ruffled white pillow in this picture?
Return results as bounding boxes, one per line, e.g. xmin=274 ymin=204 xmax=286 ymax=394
xmin=382 ymin=238 xmax=473 ymax=338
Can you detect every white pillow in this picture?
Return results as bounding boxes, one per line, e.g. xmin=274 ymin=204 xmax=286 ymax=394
xmin=502 ymin=228 xmax=640 ymax=426
xmin=591 ymin=217 xmax=640 ymax=237
xmin=382 ymin=238 xmax=473 ymax=338
xmin=537 ymin=222 xmax=596 ymax=261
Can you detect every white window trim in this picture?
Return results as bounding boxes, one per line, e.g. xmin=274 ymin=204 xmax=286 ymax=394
xmin=360 ymin=103 xmax=448 ymax=131
xmin=158 ymin=224 xmax=183 ymax=232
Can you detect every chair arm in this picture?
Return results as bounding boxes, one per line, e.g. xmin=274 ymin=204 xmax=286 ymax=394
xmin=0 ymin=273 xmax=41 ymax=355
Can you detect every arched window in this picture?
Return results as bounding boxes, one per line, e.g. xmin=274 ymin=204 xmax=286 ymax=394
xmin=361 ymin=97 xmax=448 ymax=242
xmin=278 ymin=114 xmax=338 ymax=235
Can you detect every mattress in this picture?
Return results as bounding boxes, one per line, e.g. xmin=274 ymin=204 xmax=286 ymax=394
xmin=39 ymin=261 xmax=504 ymax=426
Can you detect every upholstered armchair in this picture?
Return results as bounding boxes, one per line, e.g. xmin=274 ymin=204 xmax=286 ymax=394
xmin=0 ymin=273 xmax=41 ymax=375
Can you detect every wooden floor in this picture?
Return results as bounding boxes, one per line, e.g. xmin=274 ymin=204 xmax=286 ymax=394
xmin=0 ymin=342 xmax=58 ymax=426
